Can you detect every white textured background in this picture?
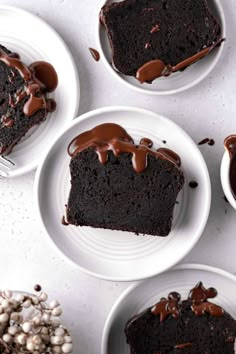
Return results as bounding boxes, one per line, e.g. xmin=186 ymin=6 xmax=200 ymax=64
xmin=0 ymin=1 xmax=235 ymax=353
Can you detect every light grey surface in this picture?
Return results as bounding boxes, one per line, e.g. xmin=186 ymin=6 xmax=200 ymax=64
xmin=0 ymin=1 xmax=235 ymax=353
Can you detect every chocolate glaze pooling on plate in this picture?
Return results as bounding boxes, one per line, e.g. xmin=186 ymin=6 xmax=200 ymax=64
xmin=67 ymin=123 xmax=181 ymax=173
xmin=89 ymin=48 xmax=100 ymax=62
xmin=139 ymin=137 xmax=153 ymax=148
xmin=61 ymin=215 xmax=69 ymax=226
xmin=189 ymin=181 xmax=198 ymax=189
xmin=224 ymin=135 xmax=236 ymax=199
xmin=136 ymin=38 xmax=223 ymax=83
xmin=0 ymin=48 xmax=58 ymax=117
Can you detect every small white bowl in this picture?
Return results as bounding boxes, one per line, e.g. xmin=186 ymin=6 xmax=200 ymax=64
xmin=97 ymin=0 xmax=226 ymax=95
xmin=221 ymin=151 xmax=236 ymax=210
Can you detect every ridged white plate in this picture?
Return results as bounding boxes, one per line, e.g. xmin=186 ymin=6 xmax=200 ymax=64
xmin=102 ymin=264 xmax=236 ymax=354
xmin=35 ymin=107 xmax=211 ymax=281
xmin=0 ymin=6 xmax=80 ymax=177
xmin=97 ymin=0 xmax=226 ymax=95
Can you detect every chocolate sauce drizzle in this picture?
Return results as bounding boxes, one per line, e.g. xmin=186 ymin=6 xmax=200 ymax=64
xmin=151 ymin=292 xmax=181 ymax=322
xmin=188 ymin=282 xmax=224 ymax=317
xmin=136 ymin=38 xmax=223 ymax=83
xmin=151 ymin=282 xmax=224 ymax=322
xmin=139 ymin=137 xmax=153 ymax=148
xmin=0 ymin=48 xmax=58 ymax=117
xmin=67 ymin=123 xmax=181 ymax=173
xmin=224 ymin=135 xmax=236 ymax=199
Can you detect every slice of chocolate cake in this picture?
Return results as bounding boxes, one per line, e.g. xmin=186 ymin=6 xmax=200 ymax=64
xmin=100 ymin=0 xmax=223 ymax=83
xmin=0 ymin=44 xmax=58 ymax=155
xmin=125 ymin=282 xmax=236 ymax=353
xmin=65 ymin=123 xmax=184 ymax=237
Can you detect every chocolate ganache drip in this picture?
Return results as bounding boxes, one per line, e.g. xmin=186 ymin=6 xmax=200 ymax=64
xmin=0 ymin=48 xmax=58 ymax=117
xmin=188 ymin=282 xmax=224 ymax=317
xmin=151 ymin=282 xmax=224 ymax=322
xmin=151 ymin=292 xmax=181 ymax=322
xmin=136 ymin=38 xmax=223 ymax=83
xmin=89 ymin=48 xmax=100 ymax=62
xmin=67 ymin=123 xmax=181 ymax=173
xmin=224 ymin=135 xmax=236 ymax=199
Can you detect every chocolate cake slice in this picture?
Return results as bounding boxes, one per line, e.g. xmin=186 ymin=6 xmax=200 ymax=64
xmin=100 ymin=0 xmax=222 ymax=83
xmin=66 ymin=123 xmax=184 ymax=237
xmin=0 ymin=44 xmax=58 ymax=155
xmin=125 ymin=282 xmax=236 ymax=353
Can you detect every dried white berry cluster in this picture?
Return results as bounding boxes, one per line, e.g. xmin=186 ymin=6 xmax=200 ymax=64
xmin=0 ymin=289 xmax=73 ymax=353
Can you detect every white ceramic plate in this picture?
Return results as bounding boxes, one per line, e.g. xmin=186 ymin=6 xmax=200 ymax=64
xmin=97 ymin=0 xmax=226 ymax=95
xmin=101 ymin=264 xmax=236 ymax=354
xmin=35 ymin=107 xmax=211 ymax=281
xmin=0 ymin=6 xmax=80 ymax=177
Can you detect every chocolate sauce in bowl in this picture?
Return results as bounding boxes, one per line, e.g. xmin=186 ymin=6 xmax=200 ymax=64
xmin=157 ymin=148 xmax=181 ymax=167
xmin=136 ymin=60 xmax=167 ymax=83
xmin=67 ymin=123 xmax=182 ymax=173
xmin=224 ymin=135 xmax=236 ymax=198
